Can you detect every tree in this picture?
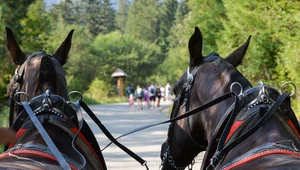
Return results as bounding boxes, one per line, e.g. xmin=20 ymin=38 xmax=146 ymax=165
xmin=160 ymin=3 xmax=190 ymax=84
xmin=0 ymin=0 xmax=35 ymax=111
xmin=85 ymin=0 xmax=115 ymax=36
xmin=50 ymin=0 xmax=83 ymax=25
xmin=125 ymin=0 xmax=161 ymax=42
xmin=219 ymin=0 xmax=281 ymax=84
xmin=91 ymin=31 xmax=163 ymax=94
xmin=20 ymin=0 xmax=52 ymax=53
xmin=115 ymin=0 xmax=129 ymax=33
xmin=188 ymin=0 xmax=225 ymax=55
xmin=158 ymin=0 xmax=178 ymax=52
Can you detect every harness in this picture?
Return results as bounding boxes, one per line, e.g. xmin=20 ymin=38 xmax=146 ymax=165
xmin=162 ymin=55 xmax=220 ymax=169
xmin=206 ymin=82 xmax=300 ymax=170
xmin=5 ymin=52 xmax=105 ymax=170
xmin=162 ymin=55 xmax=300 ymax=170
xmin=2 ymin=90 xmax=104 ymax=170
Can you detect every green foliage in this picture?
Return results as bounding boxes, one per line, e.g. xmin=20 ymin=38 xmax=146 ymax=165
xmin=0 ymin=107 xmax=9 ymax=153
xmin=91 ymin=31 xmax=163 ymax=91
xmin=84 ymin=78 xmax=109 ymax=101
xmin=50 ymin=0 xmax=83 ymax=25
xmin=84 ymin=78 xmax=128 ymax=103
xmin=0 ymin=107 xmax=9 ymax=127
xmin=20 ymin=0 xmax=52 ymax=53
xmin=188 ymin=0 xmax=225 ymax=54
xmin=125 ymin=0 xmax=161 ymax=42
xmin=0 ymin=0 xmax=300 ymax=118
xmin=158 ymin=0 xmax=178 ymax=52
xmin=0 ymin=0 xmax=35 ymax=39
xmin=218 ymin=0 xmax=300 ymax=114
xmin=160 ymin=2 xmax=190 ymax=84
xmin=115 ymin=0 xmax=129 ymax=33
xmin=86 ymin=0 xmax=115 ymax=36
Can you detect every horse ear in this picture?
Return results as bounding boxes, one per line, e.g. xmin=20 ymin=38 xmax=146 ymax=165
xmin=225 ymin=36 xmax=251 ymax=67
xmin=188 ymin=27 xmax=204 ymax=67
xmin=53 ymin=29 xmax=74 ymax=66
xmin=5 ymin=27 xmax=26 ymax=65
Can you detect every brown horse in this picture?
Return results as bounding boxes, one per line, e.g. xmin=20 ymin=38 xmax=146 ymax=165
xmin=160 ymin=27 xmax=300 ymax=170
xmin=0 ymin=27 xmax=106 ymax=170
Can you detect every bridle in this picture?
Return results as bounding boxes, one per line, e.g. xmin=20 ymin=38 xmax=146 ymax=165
xmin=162 ymin=55 xmax=220 ymax=170
xmin=5 ymin=52 xmax=96 ymax=170
xmin=8 ymin=51 xmax=46 ymax=127
xmin=6 ymin=51 xmax=151 ymax=170
xmin=161 ymin=56 xmax=299 ymax=170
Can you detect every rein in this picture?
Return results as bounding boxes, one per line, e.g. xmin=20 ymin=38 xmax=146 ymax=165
xmin=78 ymin=94 xmax=233 ymax=169
xmin=11 ymin=90 xmax=87 ymax=170
xmin=205 ymin=82 xmax=298 ymax=170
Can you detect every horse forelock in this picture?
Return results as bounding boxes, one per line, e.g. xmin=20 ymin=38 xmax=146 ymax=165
xmin=51 ymin=57 xmax=68 ymax=99
xmin=14 ymin=53 xmax=68 ymax=100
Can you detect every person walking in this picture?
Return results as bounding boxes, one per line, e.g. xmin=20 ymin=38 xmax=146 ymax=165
xmin=134 ymin=85 xmax=144 ymax=110
xmin=165 ymin=82 xmax=172 ymax=101
xmin=142 ymin=86 xmax=150 ymax=109
xmin=128 ymin=94 xmax=135 ymax=111
xmin=156 ymin=85 xmax=162 ymax=107
xmin=126 ymin=85 xmax=134 ymax=97
xmin=160 ymin=85 xmax=165 ymax=102
xmin=149 ymin=83 xmax=156 ymax=109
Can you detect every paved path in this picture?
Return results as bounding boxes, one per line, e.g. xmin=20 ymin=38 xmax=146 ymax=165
xmin=82 ymin=101 xmax=204 ymax=170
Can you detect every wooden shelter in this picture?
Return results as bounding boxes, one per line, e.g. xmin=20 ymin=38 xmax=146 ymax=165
xmin=111 ymin=68 xmax=128 ymax=96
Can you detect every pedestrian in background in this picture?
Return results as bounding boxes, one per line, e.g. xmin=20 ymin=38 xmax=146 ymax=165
xmin=128 ymin=94 xmax=135 ymax=111
xmin=149 ymin=83 xmax=156 ymax=109
xmin=165 ymin=82 xmax=172 ymax=101
xmin=156 ymin=85 xmax=162 ymax=107
xmin=134 ymin=84 xmax=144 ymax=110
xmin=143 ymin=85 xmax=150 ymax=109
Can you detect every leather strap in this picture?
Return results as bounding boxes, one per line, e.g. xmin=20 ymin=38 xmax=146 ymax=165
xmin=207 ymin=93 xmax=290 ymax=170
xmin=79 ymin=101 xmax=149 ymax=169
xmin=21 ymin=101 xmax=71 ymax=170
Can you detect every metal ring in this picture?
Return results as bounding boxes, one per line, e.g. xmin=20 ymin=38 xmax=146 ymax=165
xmin=281 ymin=82 xmax=296 ymax=97
xmin=230 ymin=82 xmax=243 ymax=97
xmin=68 ymin=91 xmax=83 ymax=102
xmin=14 ymin=92 xmax=29 ymax=105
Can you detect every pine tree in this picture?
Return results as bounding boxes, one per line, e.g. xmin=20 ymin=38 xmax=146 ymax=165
xmin=20 ymin=0 xmax=52 ymax=53
xmin=188 ymin=0 xmax=225 ymax=54
xmin=158 ymin=0 xmax=178 ymax=52
xmin=115 ymin=0 xmax=129 ymax=33
xmin=125 ymin=0 xmax=161 ymax=42
xmin=85 ymin=0 xmax=115 ymax=36
xmin=51 ymin=0 xmax=82 ymax=25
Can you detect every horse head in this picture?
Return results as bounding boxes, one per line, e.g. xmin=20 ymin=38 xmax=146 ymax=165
xmin=3 ymin=27 xmax=106 ymax=170
xmin=6 ymin=27 xmax=72 ymax=126
xmin=160 ymin=27 xmax=252 ymax=170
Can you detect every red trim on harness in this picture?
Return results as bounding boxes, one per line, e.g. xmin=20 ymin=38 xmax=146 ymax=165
xmin=8 ymin=128 xmax=27 ymax=149
xmin=0 ymin=149 xmax=78 ymax=170
xmin=286 ymin=120 xmax=300 ymax=139
xmin=9 ymin=127 xmax=103 ymax=169
xmin=222 ymin=149 xmax=300 ymax=170
xmin=69 ymin=128 xmax=102 ymax=164
xmin=225 ymin=120 xmax=244 ymax=144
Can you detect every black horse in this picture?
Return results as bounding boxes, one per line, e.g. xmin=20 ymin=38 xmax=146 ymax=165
xmin=160 ymin=27 xmax=300 ymax=170
xmin=0 ymin=27 xmax=106 ymax=170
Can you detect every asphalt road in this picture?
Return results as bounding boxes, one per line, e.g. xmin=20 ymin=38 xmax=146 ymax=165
xmin=82 ymin=100 xmax=204 ymax=170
